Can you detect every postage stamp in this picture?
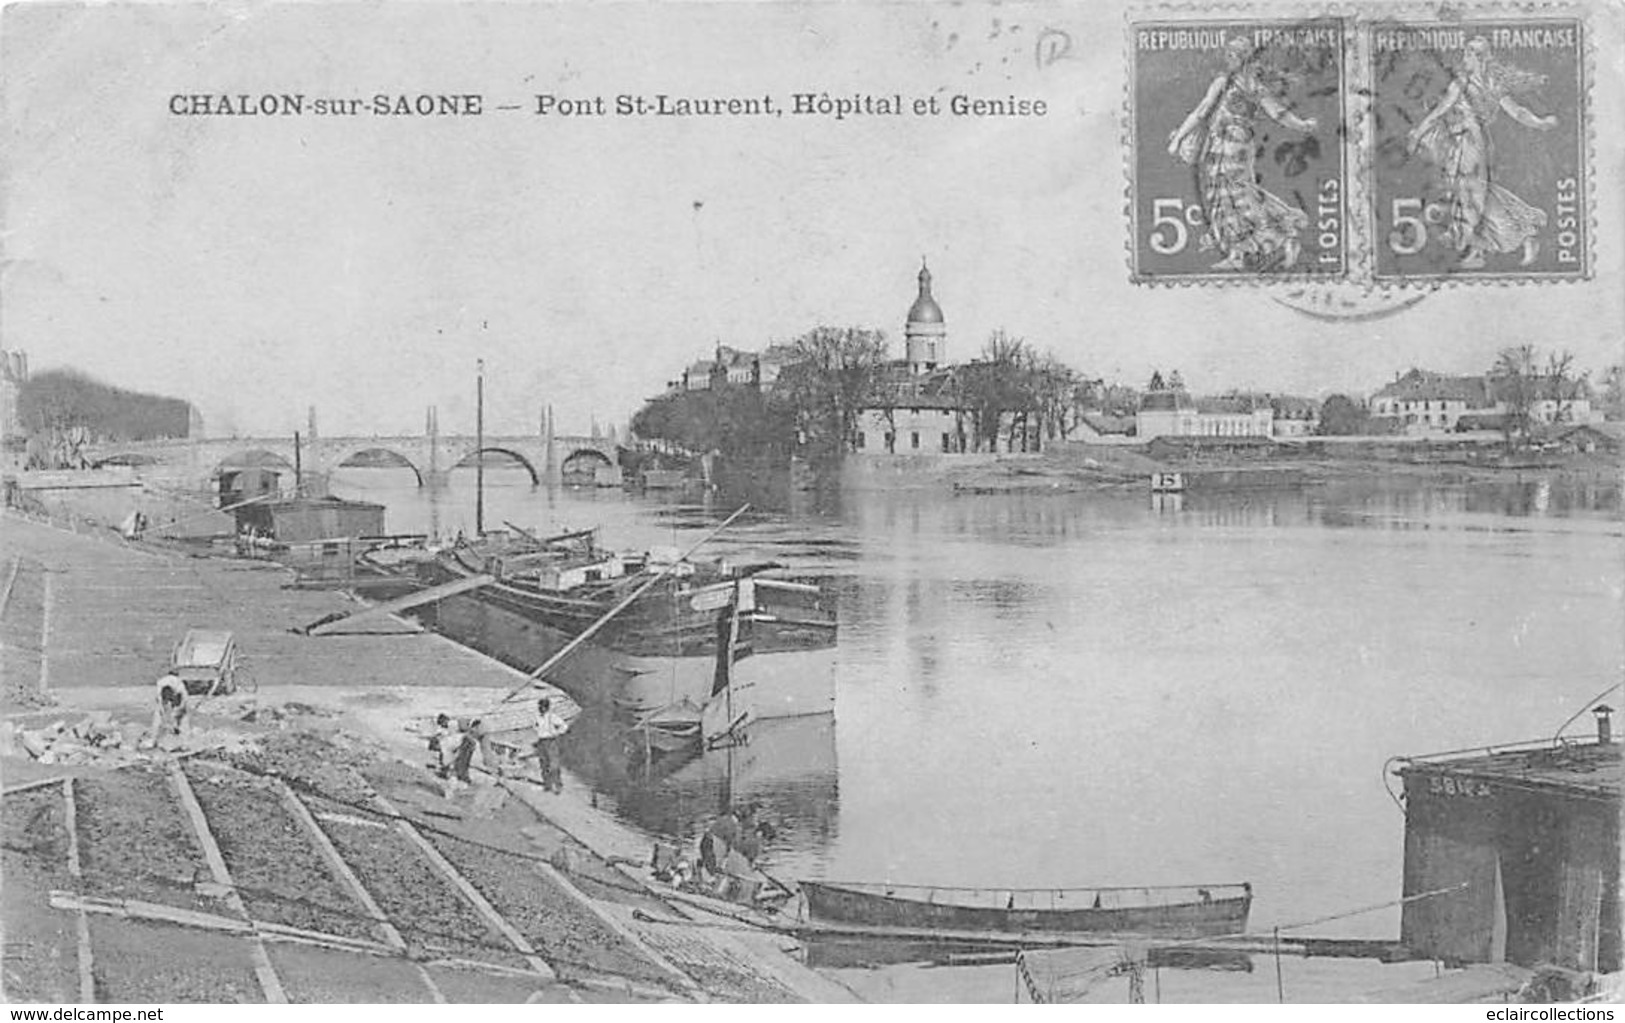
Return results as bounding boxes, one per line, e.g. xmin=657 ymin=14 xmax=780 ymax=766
xmin=1129 ymin=18 xmax=1347 ymax=283
xmin=1367 ymin=18 xmax=1589 ymax=282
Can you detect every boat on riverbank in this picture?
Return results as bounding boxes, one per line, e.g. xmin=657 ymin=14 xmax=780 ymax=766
xmin=416 ymin=528 xmax=838 ymax=716
xmin=798 ymin=880 xmax=1252 ymax=939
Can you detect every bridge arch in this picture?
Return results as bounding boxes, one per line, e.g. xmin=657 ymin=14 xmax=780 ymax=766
xmin=214 ymin=449 xmax=296 ymax=476
xmin=331 ymin=447 xmax=425 ymax=487
xmin=449 ymin=447 xmax=540 ymax=486
xmin=559 ymin=447 xmax=616 ymax=483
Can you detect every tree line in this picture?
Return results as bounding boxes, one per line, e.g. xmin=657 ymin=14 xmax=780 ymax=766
xmin=631 ymin=333 xmax=1621 ymax=467
xmin=16 ymin=369 xmax=192 ymax=443
xmin=1314 ymin=345 xmax=1613 ymax=447
xmin=629 ymin=326 xmax=1098 ymax=467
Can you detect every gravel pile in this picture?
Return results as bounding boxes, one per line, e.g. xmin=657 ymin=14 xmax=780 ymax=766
xmin=223 ymin=730 xmax=376 ymax=806
xmin=75 ymin=768 xmax=213 ymax=913
xmin=304 ymin=795 xmax=527 ymax=970
xmin=426 ymin=830 xmax=676 ymax=988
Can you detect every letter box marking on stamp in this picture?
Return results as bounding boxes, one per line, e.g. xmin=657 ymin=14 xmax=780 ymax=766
xmin=1368 ymin=19 xmax=1588 ymax=282
xmin=1130 ymin=19 xmax=1347 ymax=283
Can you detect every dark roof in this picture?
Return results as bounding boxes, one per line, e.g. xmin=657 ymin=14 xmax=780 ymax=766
xmin=758 ymin=343 xmax=801 ymax=365
xmin=1139 ymin=389 xmax=1194 ymax=412
xmin=1373 ymin=369 xmax=1490 ymax=405
xmin=1562 ymin=422 xmax=1625 ymax=441
xmin=1271 ymin=395 xmax=1321 ymax=417
xmin=1394 ymin=738 xmax=1620 ymax=801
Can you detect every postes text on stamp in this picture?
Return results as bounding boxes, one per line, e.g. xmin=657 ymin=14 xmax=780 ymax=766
xmin=1368 ymin=19 xmax=1588 ymax=282
xmin=1130 ymin=19 xmax=1347 ymax=283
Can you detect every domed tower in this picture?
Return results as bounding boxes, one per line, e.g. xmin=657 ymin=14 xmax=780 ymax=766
xmin=904 ymin=261 xmax=946 ymax=376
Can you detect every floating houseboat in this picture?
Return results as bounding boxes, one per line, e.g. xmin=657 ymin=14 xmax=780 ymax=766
xmin=1391 ymin=706 xmax=1620 ymax=974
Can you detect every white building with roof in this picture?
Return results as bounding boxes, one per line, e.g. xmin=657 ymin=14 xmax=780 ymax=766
xmin=1135 ymin=380 xmax=1274 ymax=440
xmin=853 ymin=262 xmax=984 ymax=454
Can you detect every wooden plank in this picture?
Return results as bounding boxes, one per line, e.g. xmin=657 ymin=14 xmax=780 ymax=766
xmin=3 ymin=775 xmax=75 ymax=797
xmin=532 ymin=858 xmax=701 ymax=995
xmin=424 ymin=957 xmax=671 ymax=1000
xmin=167 ymin=764 xmax=289 ymax=1004
xmin=47 ymin=892 xmax=397 ymax=957
xmin=304 ymin=574 xmax=495 ymax=635
xmin=278 ymin=783 xmax=446 ymax=1004
xmin=370 ymin=794 xmax=556 ymax=983
xmin=277 ymin=783 xmax=406 ymax=951
xmin=0 ymin=556 xmax=22 ymax=619
xmin=37 ymin=570 xmax=53 ymax=697
xmin=62 ymin=778 xmax=95 ymax=1003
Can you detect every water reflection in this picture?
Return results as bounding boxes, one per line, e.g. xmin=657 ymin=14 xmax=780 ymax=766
xmin=561 ymin=708 xmax=840 ymax=862
xmin=1138 ymin=479 xmax=1622 ymax=533
xmin=328 ymin=465 xmax=1623 ymax=935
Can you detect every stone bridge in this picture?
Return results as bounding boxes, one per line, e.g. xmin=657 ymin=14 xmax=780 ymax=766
xmin=83 ymin=430 xmax=621 ymax=491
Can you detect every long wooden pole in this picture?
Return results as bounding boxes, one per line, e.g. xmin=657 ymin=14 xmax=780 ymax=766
xmin=475 ymin=359 xmax=485 ymax=537
xmin=152 ymin=492 xmax=278 ymax=537
xmin=494 ymin=503 xmax=750 ymax=705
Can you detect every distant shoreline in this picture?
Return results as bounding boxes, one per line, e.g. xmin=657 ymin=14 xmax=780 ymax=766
xmin=837 ymin=445 xmax=1623 ymax=495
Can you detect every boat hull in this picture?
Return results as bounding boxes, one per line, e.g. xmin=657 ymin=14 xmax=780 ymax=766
xmin=426 ymin=584 xmax=836 ymax=717
xmin=800 ymin=882 xmax=1250 ymax=939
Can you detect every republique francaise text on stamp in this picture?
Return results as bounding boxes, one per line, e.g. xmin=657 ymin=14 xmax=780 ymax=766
xmin=1129 ymin=19 xmax=1347 ymax=283
xmin=1366 ymin=18 xmax=1589 ymax=282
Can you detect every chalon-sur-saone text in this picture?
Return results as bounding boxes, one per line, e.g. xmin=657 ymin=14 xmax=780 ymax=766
xmin=168 ymin=93 xmax=487 ymax=116
xmin=166 ymin=92 xmax=1048 ymax=120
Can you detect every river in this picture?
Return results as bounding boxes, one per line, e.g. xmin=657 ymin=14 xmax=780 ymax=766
xmin=328 ymin=465 xmax=1623 ymax=958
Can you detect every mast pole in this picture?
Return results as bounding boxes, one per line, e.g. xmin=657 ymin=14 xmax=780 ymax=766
xmin=476 ymin=358 xmax=485 ymax=536
xmin=724 ymin=579 xmax=740 ymax=730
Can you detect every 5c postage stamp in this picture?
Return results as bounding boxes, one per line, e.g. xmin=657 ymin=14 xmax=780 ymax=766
xmin=1367 ymin=19 xmax=1589 ymax=282
xmin=1129 ymin=19 xmax=1347 ymax=283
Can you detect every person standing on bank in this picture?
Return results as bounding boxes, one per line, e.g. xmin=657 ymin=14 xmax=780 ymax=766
xmin=700 ymin=806 xmax=743 ymax=879
xmin=434 ymin=713 xmax=499 ymax=784
xmin=533 ymin=697 xmax=569 ymax=793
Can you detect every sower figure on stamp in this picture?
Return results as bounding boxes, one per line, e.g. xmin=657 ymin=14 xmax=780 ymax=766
xmin=1406 ymin=36 xmax=1556 ymax=269
xmin=1168 ymin=36 xmax=1319 ymax=271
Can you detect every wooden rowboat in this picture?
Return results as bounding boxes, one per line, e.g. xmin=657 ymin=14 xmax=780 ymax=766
xmin=799 ymin=880 xmax=1251 ymax=939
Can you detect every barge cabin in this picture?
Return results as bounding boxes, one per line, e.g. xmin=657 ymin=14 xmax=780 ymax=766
xmin=1392 ymin=706 xmax=1620 ymax=974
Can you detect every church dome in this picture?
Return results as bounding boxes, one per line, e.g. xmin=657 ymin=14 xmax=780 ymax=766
xmin=906 ymin=264 xmax=944 ymax=325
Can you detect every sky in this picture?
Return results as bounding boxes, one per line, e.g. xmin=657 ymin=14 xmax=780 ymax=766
xmin=3 ymin=1 xmax=1622 ymax=438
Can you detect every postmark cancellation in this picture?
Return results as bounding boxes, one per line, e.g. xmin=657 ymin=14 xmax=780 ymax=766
xmin=1129 ymin=18 xmax=1348 ymax=283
